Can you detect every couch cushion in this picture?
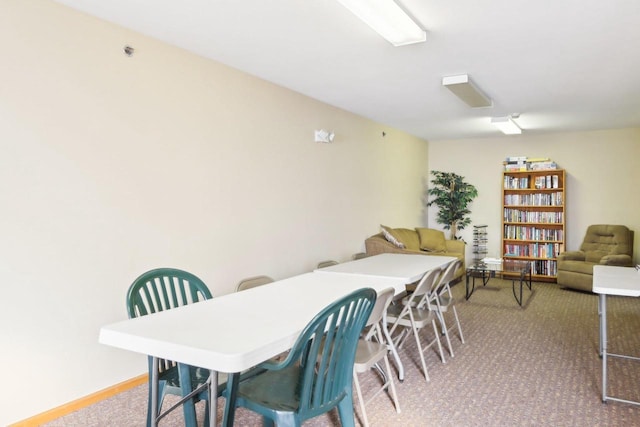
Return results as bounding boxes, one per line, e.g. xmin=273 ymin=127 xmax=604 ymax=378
xmin=416 ymin=228 xmax=447 ymax=252
xmin=380 ymin=225 xmax=406 ymax=249
xmin=558 ymin=260 xmax=596 ymax=275
xmin=580 ymin=225 xmax=633 ymax=257
xmin=585 ymin=250 xmax=608 ymax=263
xmin=393 ymin=228 xmax=420 ymax=250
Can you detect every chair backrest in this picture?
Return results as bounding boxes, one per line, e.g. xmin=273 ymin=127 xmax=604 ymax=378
xmin=127 ymin=268 xmax=212 ymax=319
xmin=579 ymin=224 xmax=633 ymax=260
xmin=407 ymin=267 xmax=443 ymax=308
xmin=317 ymin=260 xmax=339 ymax=269
xmin=363 ymin=287 xmax=395 ymax=342
xmin=283 ymin=287 xmax=376 ymax=420
xmin=235 ymin=275 xmax=274 ymax=292
xmin=126 ymin=268 xmax=213 ymax=376
xmin=432 ymin=260 xmax=462 ymax=296
xmin=366 ymin=287 xmax=395 ymax=328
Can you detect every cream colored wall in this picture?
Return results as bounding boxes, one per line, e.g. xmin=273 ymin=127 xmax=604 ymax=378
xmin=0 ymin=2 xmax=429 ymax=424
xmin=428 ymin=128 xmax=640 ymax=264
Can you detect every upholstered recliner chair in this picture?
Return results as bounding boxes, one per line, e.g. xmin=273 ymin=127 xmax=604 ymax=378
xmin=557 ymin=224 xmax=634 ymax=292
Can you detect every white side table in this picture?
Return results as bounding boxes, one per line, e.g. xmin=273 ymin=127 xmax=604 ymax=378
xmin=592 ymin=265 xmax=640 ymax=405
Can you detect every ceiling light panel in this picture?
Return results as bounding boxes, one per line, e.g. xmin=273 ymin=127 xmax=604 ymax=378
xmin=491 ymin=116 xmax=522 ymax=135
xmin=336 ymin=0 xmax=426 ymax=46
xmin=442 ymin=74 xmax=492 ymax=108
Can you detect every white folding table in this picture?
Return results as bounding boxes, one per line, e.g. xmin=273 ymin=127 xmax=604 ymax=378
xmin=100 ymin=272 xmax=406 ymax=426
xmin=316 ymin=253 xmax=456 ymax=283
xmin=316 ymin=253 xmax=457 ymax=380
xmin=593 ymin=265 xmax=640 ymax=405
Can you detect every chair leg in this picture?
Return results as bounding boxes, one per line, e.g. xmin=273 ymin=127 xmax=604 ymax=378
xmin=203 ymin=398 xmax=210 ymax=427
xmin=353 ymin=372 xmax=370 ymax=427
xmin=438 ymin=311 xmax=455 ymax=358
xmin=178 ymin=364 xmax=199 ymax=427
xmin=430 ymin=319 xmax=446 ymax=364
xmin=382 ymin=355 xmax=401 ymax=414
xmin=262 ymin=416 xmax=277 ymax=427
xmin=453 ymin=306 xmax=465 ymax=344
xmin=181 ymin=400 xmax=198 ymax=427
xmin=145 ymin=392 xmax=153 ymax=427
xmin=336 ymin=392 xmax=357 ymax=427
xmin=410 ymin=324 xmax=430 ymax=382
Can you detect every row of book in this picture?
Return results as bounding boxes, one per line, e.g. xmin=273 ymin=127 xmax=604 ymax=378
xmin=503 ymin=225 xmax=564 ymax=241
xmin=531 ymin=260 xmax=558 ymax=276
xmin=503 ymin=156 xmax=559 ymax=171
xmin=533 ymin=175 xmax=560 ymax=189
xmin=503 ymin=174 xmax=561 ymax=189
xmin=504 ymin=209 xmax=563 ymax=224
xmin=503 ymin=243 xmax=563 ymax=259
xmin=504 ymin=192 xmax=563 ymax=206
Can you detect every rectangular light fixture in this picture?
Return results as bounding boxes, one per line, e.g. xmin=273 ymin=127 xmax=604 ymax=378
xmin=336 ymin=0 xmax=426 ymax=46
xmin=442 ymin=74 xmax=492 ymax=108
xmin=491 ymin=116 xmax=522 ymax=135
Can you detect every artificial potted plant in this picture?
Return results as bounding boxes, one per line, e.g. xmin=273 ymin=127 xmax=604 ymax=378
xmin=427 ymin=170 xmax=478 ymax=240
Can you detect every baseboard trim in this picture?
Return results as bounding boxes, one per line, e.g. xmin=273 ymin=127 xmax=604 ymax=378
xmin=9 ymin=374 xmax=148 ymax=427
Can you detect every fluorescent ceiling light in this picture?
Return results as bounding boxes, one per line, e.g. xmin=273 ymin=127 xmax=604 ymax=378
xmin=336 ymin=0 xmax=426 ymax=46
xmin=491 ymin=116 xmax=522 ymax=135
xmin=442 ymin=74 xmax=492 ymax=108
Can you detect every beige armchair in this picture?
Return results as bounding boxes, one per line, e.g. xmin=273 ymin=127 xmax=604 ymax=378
xmin=557 ymin=224 xmax=634 ymax=292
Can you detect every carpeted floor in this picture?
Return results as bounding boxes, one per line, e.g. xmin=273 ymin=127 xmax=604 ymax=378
xmin=44 ymin=279 xmax=640 ymax=426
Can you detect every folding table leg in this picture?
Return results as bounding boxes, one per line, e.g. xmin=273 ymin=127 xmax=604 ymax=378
xmin=150 ymin=357 xmax=159 ymax=427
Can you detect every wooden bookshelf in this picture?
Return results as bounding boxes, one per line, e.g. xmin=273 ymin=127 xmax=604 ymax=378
xmin=501 ymin=169 xmax=565 ymax=282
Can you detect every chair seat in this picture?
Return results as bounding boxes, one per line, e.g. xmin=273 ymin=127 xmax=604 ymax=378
xmin=354 ymin=341 xmax=388 ymax=373
xmin=387 ymin=304 xmax=436 ymax=328
xmin=432 ymin=294 xmax=456 ymax=311
xmin=237 ymin=365 xmax=302 ymax=412
xmin=162 ymin=365 xmax=210 ymax=389
xmin=160 ymin=364 xmax=228 ymax=404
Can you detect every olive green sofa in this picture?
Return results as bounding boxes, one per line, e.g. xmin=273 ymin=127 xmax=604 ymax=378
xmin=364 ymin=226 xmax=465 ymax=280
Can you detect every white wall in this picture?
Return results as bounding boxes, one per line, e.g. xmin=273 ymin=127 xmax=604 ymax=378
xmin=0 ymin=2 xmax=429 ymax=424
xmin=428 ymin=128 xmax=640 ymax=263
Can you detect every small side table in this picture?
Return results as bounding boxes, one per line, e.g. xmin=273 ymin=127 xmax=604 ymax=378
xmin=593 ymin=265 xmax=640 ymax=406
xmin=465 ymin=260 xmax=532 ymax=306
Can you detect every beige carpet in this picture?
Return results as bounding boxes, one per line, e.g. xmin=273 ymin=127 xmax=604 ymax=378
xmin=45 ymin=279 xmax=640 ymax=426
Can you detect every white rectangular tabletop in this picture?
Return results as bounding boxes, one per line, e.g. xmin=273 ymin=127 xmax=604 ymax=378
xmin=99 ymin=272 xmax=404 ymax=373
xmin=593 ymin=265 xmax=640 ymax=297
xmin=315 ymin=253 xmax=457 ymax=283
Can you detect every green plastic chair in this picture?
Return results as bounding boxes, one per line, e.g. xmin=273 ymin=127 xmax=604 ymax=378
xmin=127 ymin=268 xmax=216 ymax=427
xmin=223 ymin=287 xmax=377 ymax=427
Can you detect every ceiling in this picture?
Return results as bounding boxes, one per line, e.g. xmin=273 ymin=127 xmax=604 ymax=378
xmin=52 ymin=0 xmax=640 ymax=141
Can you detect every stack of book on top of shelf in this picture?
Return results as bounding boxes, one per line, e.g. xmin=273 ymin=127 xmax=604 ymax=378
xmin=503 ymin=156 xmax=558 ymax=171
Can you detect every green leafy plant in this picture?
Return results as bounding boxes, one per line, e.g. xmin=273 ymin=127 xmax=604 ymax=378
xmin=427 ymin=171 xmax=478 ymax=240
